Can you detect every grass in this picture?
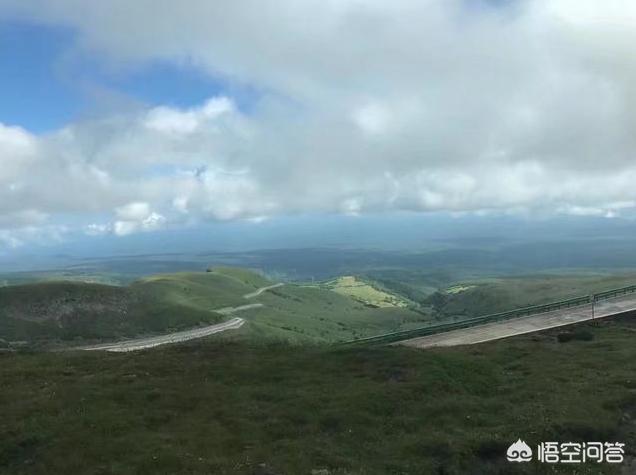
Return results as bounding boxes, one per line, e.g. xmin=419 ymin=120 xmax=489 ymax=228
xmin=312 ymin=276 xmax=409 ymax=308
xmin=2 ymin=313 xmax=636 ymax=474
xmin=445 ymin=285 xmax=476 ymax=295
xmin=426 ymin=273 xmax=636 ymax=321
xmin=207 ymin=267 xmax=272 ymax=288
xmin=0 ymin=271 xmax=128 ymax=287
xmin=6 ymin=266 xmax=636 ymax=349
xmin=230 ymin=284 xmax=428 ymax=343
xmin=6 ymin=267 xmax=636 ymax=348
xmin=0 ymin=269 xmax=431 ymax=347
xmin=0 ymin=271 xmax=265 ymax=346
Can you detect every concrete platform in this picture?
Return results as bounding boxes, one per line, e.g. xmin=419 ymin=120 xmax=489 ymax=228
xmin=399 ymin=293 xmax=636 ymax=349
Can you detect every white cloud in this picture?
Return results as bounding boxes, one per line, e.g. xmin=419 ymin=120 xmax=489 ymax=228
xmin=352 ymin=102 xmax=391 ymax=136
xmin=85 ymin=223 xmax=111 ymax=236
xmin=0 ymin=123 xmax=37 ymax=186
xmin=144 ymin=97 xmax=235 ymax=135
xmin=112 ymin=202 xmax=166 ymax=235
xmin=0 ymin=225 xmax=68 ymax=249
xmin=142 ymin=212 xmax=167 ymax=230
xmin=1 ymin=1 xmax=636 ymax=248
xmin=113 ymin=220 xmax=138 ymax=237
xmin=144 ymin=107 xmax=201 ymax=135
xmin=115 ymin=202 xmax=152 ymax=222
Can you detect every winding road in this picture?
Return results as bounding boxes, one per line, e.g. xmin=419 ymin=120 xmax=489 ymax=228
xmin=243 ymin=283 xmax=284 ymax=299
xmin=78 ymin=317 xmax=246 ymax=352
xmin=78 ymin=282 xmax=284 ymax=353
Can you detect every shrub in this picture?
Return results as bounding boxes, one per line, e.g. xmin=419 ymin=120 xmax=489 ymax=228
xmin=557 ymin=330 xmax=594 ymax=343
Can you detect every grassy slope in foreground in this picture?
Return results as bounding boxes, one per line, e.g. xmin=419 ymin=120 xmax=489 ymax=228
xmin=2 ymin=313 xmax=636 ymax=474
xmin=0 ymin=269 xmax=263 ymax=345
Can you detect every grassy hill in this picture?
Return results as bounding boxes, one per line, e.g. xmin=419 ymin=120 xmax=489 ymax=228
xmin=232 ymin=284 xmax=427 ymax=344
xmin=418 ymin=273 xmax=636 ymax=322
xmin=0 ymin=269 xmax=267 ymax=346
xmin=2 ymin=312 xmax=636 ymax=473
xmin=0 ymin=268 xmax=428 ymax=347
xmin=5 ymin=266 xmax=636 ymax=348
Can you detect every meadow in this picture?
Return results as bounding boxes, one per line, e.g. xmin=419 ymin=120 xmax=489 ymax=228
xmin=312 ymin=276 xmax=409 ymax=308
xmin=0 ymin=268 xmax=261 ymax=346
xmin=2 ymin=313 xmax=635 ymax=474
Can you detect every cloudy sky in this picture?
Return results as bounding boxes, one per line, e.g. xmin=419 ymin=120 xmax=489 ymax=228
xmin=1 ymin=0 xmax=636 ymax=253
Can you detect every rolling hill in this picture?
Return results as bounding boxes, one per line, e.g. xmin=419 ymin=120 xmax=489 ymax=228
xmin=0 ymin=267 xmax=428 ymax=347
xmin=0 ymin=268 xmax=267 ymax=346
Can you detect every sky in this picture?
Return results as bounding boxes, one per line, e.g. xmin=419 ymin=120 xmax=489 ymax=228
xmin=1 ymin=1 xmax=636 ymax=256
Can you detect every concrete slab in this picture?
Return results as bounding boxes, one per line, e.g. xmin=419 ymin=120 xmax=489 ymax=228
xmin=399 ymin=293 xmax=636 ymax=350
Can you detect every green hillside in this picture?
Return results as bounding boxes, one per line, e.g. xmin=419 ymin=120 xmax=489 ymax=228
xmin=0 ymin=268 xmax=427 ymax=347
xmin=232 ymin=284 xmax=428 ymax=343
xmin=424 ymin=273 xmax=636 ymax=321
xmin=208 ymin=266 xmax=272 ymax=287
xmin=2 ymin=312 xmax=636 ymax=474
xmin=0 ymin=270 xmax=263 ymax=346
xmin=4 ymin=267 xmax=636 ymax=349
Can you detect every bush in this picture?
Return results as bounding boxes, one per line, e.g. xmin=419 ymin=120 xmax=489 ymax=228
xmin=474 ymin=439 xmax=509 ymax=461
xmin=557 ymin=330 xmax=594 ymax=343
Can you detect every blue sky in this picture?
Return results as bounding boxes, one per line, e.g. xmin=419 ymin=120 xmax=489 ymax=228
xmin=0 ymin=0 xmax=520 ymax=133
xmin=0 ymin=22 xmax=80 ymax=131
xmin=1 ymin=1 xmax=636 ymax=259
xmin=0 ymin=20 xmax=253 ymax=132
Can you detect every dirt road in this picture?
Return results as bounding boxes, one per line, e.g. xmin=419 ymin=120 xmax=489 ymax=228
xmin=243 ymin=283 xmax=284 ymax=299
xmin=215 ymin=303 xmax=264 ymax=315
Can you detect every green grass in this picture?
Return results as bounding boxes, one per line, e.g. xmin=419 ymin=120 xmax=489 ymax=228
xmin=426 ymin=273 xmax=636 ymax=321
xmin=0 ymin=271 xmax=127 ymax=287
xmin=2 ymin=314 xmax=636 ymax=474
xmin=0 ymin=271 xmax=263 ymax=346
xmin=313 ymin=276 xmax=409 ymax=308
xmin=0 ymin=269 xmax=431 ymax=346
xmin=445 ymin=284 xmax=476 ymax=295
xmin=6 ymin=267 xmax=636 ymax=348
xmin=230 ymin=284 xmax=429 ymax=343
xmin=207 ymin=267 xmax=273 ymax=288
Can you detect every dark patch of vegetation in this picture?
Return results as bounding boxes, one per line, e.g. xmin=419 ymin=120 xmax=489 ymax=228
xmin=556 ymin=330 xmax=595 ymax=343
xmin=474 ymin=439 xmax=510 ymax=461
